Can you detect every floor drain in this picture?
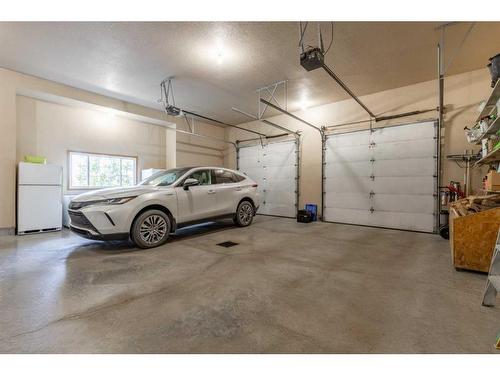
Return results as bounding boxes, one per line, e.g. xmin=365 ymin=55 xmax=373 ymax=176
xmin=217 ymin=241 xmax=239 ymax=248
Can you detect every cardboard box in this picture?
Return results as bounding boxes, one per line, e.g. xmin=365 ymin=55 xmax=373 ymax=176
xmin=485 ymin=171 xmax=500 ymax=191
xmin=450 ymin=207 xmax=500 ymax=272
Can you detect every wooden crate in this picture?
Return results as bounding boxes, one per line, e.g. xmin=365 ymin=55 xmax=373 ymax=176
xmin=450 ymin=207 xmax=500 ymax=272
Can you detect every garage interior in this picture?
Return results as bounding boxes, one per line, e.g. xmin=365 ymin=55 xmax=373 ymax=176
xmin=1 ymin=21 xmax=500 ymax=354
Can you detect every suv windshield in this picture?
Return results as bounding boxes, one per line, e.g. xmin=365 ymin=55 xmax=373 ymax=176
xmin=139 ymin=168 xmax=191 ymax=186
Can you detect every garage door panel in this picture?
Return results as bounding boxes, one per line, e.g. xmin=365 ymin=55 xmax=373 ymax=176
xmin=325 ymin=176 xmax=372 ymax=193
xmin=373 ymin=194 xmax=435 ymax=214
xmin=373 ymin=176 xmax=435 ymax=195
xmin=264 ymin=178 xmax=295 ymax=192
xmin=263 ymin=191 xmax=296 ymax=206
xmin=238 ymin=157 xmax=260 ymax=167
xmin=259 ymin=203 xmax=295 ymax=217
xmin=372 ymin=122 xmax=435 ymax=143
xmin=325 ymin=192 xmax=371 ymax=210
xmin=371 ymin=212 xmax=435 ymax=232
xmin=325 ymin=208 xmax=433 ymax=232
xmin=324 ymin=121 xmax=437 ymax=232
xmin=373 ymin=158 xmax=435 ymax=177
xmin=324 ymin=207 xmax=375 ymax=226
xmin=238 ymin=140 xmax=297 ymax=218
xmin=264 ymin=143 xmax=296 ymax=161
xmin=373 ymin=139 xmax=435 ymax=160
xmin=264 ymin=153 xmax=295 ymax=166
xmin=263 ymin=165 xmax=295 ymax=180
xmin=324 ymin=161 xmax=372 ymax=178
xmin=325 ymin=145 xmax=372 ymax=163
xmin=326 ymin=130 xmax=371 ymax=147
xmin=239 ymin=147 xmax=263 ymax=164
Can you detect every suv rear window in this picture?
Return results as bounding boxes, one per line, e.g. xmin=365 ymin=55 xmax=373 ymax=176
xmin=233 ymin=173 xmax=245 ymax=182
xmin=212 ymin=169 xmax=241 ymax=184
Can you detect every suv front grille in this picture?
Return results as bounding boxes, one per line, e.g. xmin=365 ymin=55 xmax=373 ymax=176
xmin=69 ymin=211 xmax=99 ymax=233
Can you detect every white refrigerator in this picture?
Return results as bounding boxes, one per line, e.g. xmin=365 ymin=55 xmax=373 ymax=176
xmin=17 ymin=162 xmax=63 ymax=234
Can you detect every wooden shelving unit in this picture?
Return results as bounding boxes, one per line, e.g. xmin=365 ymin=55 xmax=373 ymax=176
xmin=476 ymin=79 xmax=500 ymax=121
xmin=475 ymin=147 xmax=500 ymax=166
xmin=475 ymin=116 xmax=500 ymax=144
xmin=471 ymin=80 xmax=500 ymax=165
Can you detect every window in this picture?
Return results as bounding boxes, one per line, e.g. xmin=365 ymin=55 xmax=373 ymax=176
xmin=187 ymin=170 xmax=212 ymax=185
xmin=140 ymin=168 xmax=190 ymax=187
xmin=213 ymin=169 xmax=238 ymax=184
xmin=233 ymin=173 xmax=246 ymax=182
xmin=69 ymin=151 xmax=137 ymax=189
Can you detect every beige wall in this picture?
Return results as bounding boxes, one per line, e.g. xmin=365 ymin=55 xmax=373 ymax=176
xmin=226 ymin=68 xmax=491 ymax=215
xmin=175 ymin=122 xmax=226 ymax=168
xmin=0 ymin=67 xmax=226 ymax=230
xmin=16 ymin=96 xmax=168 ymax=195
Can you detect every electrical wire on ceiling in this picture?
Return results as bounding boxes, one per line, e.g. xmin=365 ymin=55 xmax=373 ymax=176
xmin=323 ymin=22 xmax=334 ymax=56
xmin=444 ymin=22 xmax=476 ymax=74
xmin=298 ymin=21 xmax=334 ymax=57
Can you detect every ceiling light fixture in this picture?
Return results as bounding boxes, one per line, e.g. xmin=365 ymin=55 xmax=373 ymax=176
xmin=215 ymin=49 xmax=224 ymax=64
xmin=298 ymin=97 xmax=310 ymax=111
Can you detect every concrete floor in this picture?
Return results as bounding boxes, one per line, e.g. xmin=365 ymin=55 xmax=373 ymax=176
xmin=0 ymin=216 xmax=498 ymax=353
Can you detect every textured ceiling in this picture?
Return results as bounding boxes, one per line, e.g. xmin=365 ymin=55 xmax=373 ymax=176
xmin=0 ymin=22 xmax=499 ymax=124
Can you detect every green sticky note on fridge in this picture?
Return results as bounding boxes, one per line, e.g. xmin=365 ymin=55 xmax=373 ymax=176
xmin=24 ymin=155 xmax=47 ymax=164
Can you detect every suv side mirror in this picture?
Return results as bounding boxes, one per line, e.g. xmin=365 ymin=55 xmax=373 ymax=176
xmin=183 ymin=178 xmax=200 ymax=190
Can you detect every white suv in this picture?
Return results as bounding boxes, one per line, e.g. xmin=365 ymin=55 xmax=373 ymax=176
xmin=68 ymin=167 xmax=260 ymax=248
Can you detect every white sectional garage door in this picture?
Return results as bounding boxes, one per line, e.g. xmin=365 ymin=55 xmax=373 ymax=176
xmin=324 ymin=121 xmax=437 ymax=233
xmin=238 ymin=140 xmax=298 ymax=218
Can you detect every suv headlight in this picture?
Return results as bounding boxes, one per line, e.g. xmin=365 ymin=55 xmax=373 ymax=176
xmin=70 ymin=196 xmax=137 ymax=210
xmin=102 ymin=196 xmax=137 ymax=205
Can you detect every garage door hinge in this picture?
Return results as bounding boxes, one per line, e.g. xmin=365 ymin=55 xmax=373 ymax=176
xmin=369 ymin=141 xmax=376 ymax=148
xmin=370 ymin=175 xmax=375 ymax=181
xmin=370 ymin=207 xmax=375 ymax=213
xmin=369 ymin=191 xmax=375 ymax=198
xmin=370 ymin=158 xmax=375 ymax=163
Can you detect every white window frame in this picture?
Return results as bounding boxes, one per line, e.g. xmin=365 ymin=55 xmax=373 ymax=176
xmin=68 ymin=150 xmax=138 ymax=190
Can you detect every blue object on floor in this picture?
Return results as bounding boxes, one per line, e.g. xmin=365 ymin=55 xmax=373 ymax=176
xmin=305 ymin=204 xmax=318 ymax=221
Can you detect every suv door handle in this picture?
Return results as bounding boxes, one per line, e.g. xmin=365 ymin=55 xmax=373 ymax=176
xmin=235 ymin=187 xmax=242 ymax=191
xmin=207 ymin=190 xmax=216 ymax=194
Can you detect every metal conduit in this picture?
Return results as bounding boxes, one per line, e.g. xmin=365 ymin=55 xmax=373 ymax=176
xmin=321 ymin=63 xmax=376 ymax=119
xmin=174 ymin=128 xmax=237 ymax=150
xmin=259 ymin=99 xmax=323 ymax=136
xmin=236 ymin=132 xmax=294 ymax=144
xmin=231 ymin=107 xmax=299 ymax=137
xmin=182 ymin=109 xmax=267 ymax=138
